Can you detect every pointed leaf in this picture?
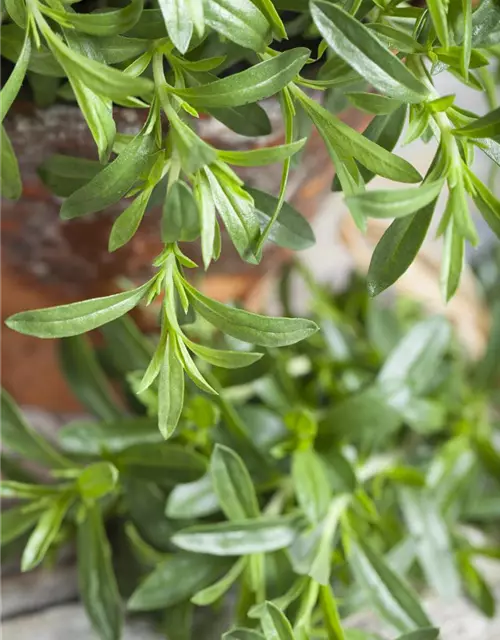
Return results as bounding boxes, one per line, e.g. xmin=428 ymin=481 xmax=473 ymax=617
xmin=205 ymin=0 xmax=271 ymax=51
xmin=186 ymin=339 xmax=263 ymax=369
xmin=191 ymin=557 xmax=246 ymax=605
xmin=158 ymin=0 xmax=193 ymax=53
xmin=0 ymin=30 xmax=31 ymax=122
xmin=211 ymin=444 xmax=260 ymax=520
xmin=47 ymin=0 xmax=143 ymax=37
xmin=109 ymin=187 xmax=153 ymax=251
xmin=166 ymin=474 xmax=220 ymax=519
xmin=219 ymin=139 xmax=306 ymax=167
xmin=1 ymin=126 xmax=22 ymax=200
xmin=261 ymin=602 xmax=296 ymax=640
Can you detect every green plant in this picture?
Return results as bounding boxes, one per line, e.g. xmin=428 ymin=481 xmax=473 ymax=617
xmin=3 ymin=0 xmax=500 ymax=437
xmin=2 ymin=265 xmax=500 ymax=639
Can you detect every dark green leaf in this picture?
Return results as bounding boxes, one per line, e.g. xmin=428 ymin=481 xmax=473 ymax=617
xmin=158 ymin=335 xmax=185 ymax=439
xmin=205 ymin=0 xmax=271 ymax=51
xmin=109 ymin=187 xmax=153 ymax=251
xmin=22 ymin=493 xmax=74 ymax=571
xmin=185 ymin=280 xmax=318 ymax=347
xmin=166 ymin=474 xmax=220 ymax=519
xmin=208 ymin=103 xmax=272 ymax=137
xmin=394 ymin=631 xmax=440 ymax=640
xmin=311 ymin=2 xmax=429 ymax=102
xmin=123 ymin=479 xmax=174 ymax=551
xmin=186 ymin=338 xmax=264 ymax=369
xmin=427 ymin=0 xmax=450 ymax=47
xmin=115 ymin=442 xmax=207 ymax=484
xmin=211 ymin=444 xmax=260 ymax=520
xmin=441 ymin=222 xmax=464 ymax=301
xmin=60 ymin=133 xmax=157 ymax=219
xmin=191 ymin=557 xmax=246 ymax=605
xmin=458 ymin=553 xmax=495 ymax=617
xmin=347 ymin=92 xmax=402 ymax=116
xmin=158 ymin=0 xmax=193 ymax=53
xmin=6 ymin=281 xmax=151 ymax=338
xmin=1 ymin=389 xmax=70 ymax=468
xmin=319 ymin=585 xmax=345 ymax=640
xmin=46 ymin=0 xmax=143 ymax=37
xmin=128 ymin=553 xmax=230 ymax=610
xmin=248 ymin=188 xmax=316 ymax=251
xmin=468 ymin=171 xmax=500 ymax=239
xmin=219 ymin=140 xmax=306 ymax=167
xmin=173 ymin=49 xmax=309 ymax=108
xmin=162 ymin=181 xmax=200 ymax=244
xmin=368 ymin=24 xmax=425 ymax=53
xmin=0 ymin=30 xmax=31 ymax=122
xmin=1 ymin=126 xmax=22 ymax=200
xmin=261 ymin=602 xmax=295 ymax=640
xmin=78 ymin=504 xmax=123 ymax=640
xmin=367 ymin=199 xmax=436 ymax=296
xmin=1 ymin=505 xmax=45 ymax=547
xmin=223 ymin=630 xmax=265 ymax=640
xmin=172 ymin=516 xmax=300 ymax=556
xmin=78 ymin=462 xmax=119 ymax=501
xmin=59 ymin=335 xmax=122 ymax=421
xmin=38 ymin=154 xmax=101 ymax=198
xmin=454 ymin=105 xmax=500 ymax=140
xmin=349 ymin=539 xmax=432 ymax=631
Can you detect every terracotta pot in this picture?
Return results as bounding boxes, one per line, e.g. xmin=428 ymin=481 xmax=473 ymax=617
xmin=2 ymin=101 xmax=368 ymax=411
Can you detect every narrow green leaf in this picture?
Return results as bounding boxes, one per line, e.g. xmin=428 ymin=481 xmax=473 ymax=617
xmin=297 ymin=92 xmax=420 ymax=184
xmin=173 ymin=49 xmax=309 ymax=108
xmin=427 ymin=0 xmax=450 ymax=47
xmin=1 ymin=126 xmax=22 ymax=200
xmin=461 ymin=0 xmax=473 ymax=77
xmin=172 ymin=516 xmax=299 ymax=556
xmin=346 ymin=181 xmax=443 ymax=221
xmin=292 ymin=448 xmax=332 ymax=524
xmin=367 ymin=200 xmax=436 ymax=296
xmin=185 ymin=280 xmax=318 ymax=347
xmin=6 ymin=281 xmax=151 ymax=338
xmin=470 ymin=0 xmax=500 ymax=47
xmin=176 ymin=338 xmax=217 ymax=394
xmin=60 ymin=132 xmax=157 ymax=219
xmin=211 ymin=444 xmax=260 ymax=520
xmin=349 ymin=539 xmax=432 ymax=631
xmin=249 ymin=187 xmax=316 ymax=251
xmin=158 ymin=0 xmax=193 ymax=53
xmin=205 ymin=0 xmax=271 ymax=51
xmin=251 ymin=0 xmax=287 ymax=38
xmin=78 ymin=462 xmax=119 ymax=502
xmin=0 ymin=30 xmax=31 ymax=122
xmin=46 ymin=0 xmax=143 ymax=37
xmin=0 ymin=481 xmax=63 ymax=500
xmin=209 ymin=103 xmax=272 ymax=137
xmin=441 ymin=222 xmax=464 ymax=301
xmin=319 ymin=585 xmax=345 ymax=640
xmin=399 ymin=489 xmax=461 ymax=599
xmin=194 ymin=171 xmax=217 ymax=270
xmin=219 ymin=139 xmax=306 ymax=167
xmin=347 ymin=92 xmax=402 ymax=116
xmin=109 ymin=187 xmax=153 ymax=251
xmin=261 ymin=601 xmax=295 ymax=640
xmin=1 ymin=389 xmax=70 ymax=468
xmin=22 ymin=493 xmax=74 ymax=571
xmin=162 ymin=181 xmax=200 ymax=244
xmin=59 ymin=335 xmax=122 ymax=421
xmin=2 ymin=505 xmax=45 ymax=547
xmin=394 ymin=630 xmax=440 ymax=640
xmin=454 ymin=105 xmax=500 ymax=140
xmin=38 ymin=154 xmax=101 ymax=197
xmin=368 ymin=24 xmax=425 ymax=54
xmin=311 ymin=1 xmax=429 ymax=102
xmin=158 ymin=335 xmax=185 ymax=439
xmin=115 ymin=442 xmax=207 ymax=484
xmin=468 ymin=170 xmax=500 ymax=239
xmin=223 ymin=630 xmax=265 ymax=640
xmin=191 ymin=557 xmax=247 ymax=605
xmin=186 ymin=338 xmax=263 ymax=369
xmin=59 ymin=417 xmax=160 ymax=455
xmin=78 ymin=504 xmax=123 ymax=640
xmin=5 ymin=0 xmax=27 ymax=28
xmin=458 ymin=553 xmax=495 ymax=618
xmin=166 ymin=474 xmax=219 ymax=519
xmin=128 ymin=553 xmax=230 ymax=610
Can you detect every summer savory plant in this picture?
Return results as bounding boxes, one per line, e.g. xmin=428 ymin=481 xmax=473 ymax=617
xmin=2 ymin=266 xmax=500 ymax=640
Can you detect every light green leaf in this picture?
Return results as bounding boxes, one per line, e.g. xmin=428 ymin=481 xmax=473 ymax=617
xmin=292 ymin=448 xmax=332 ymax=524
xmin=162 ymin=181 xmax=200 ymax=244
xmin=5 ymin=0 xmax=27 ymax=28
xmin=2 ymin=505 xmax=46 ymax=547
xmin=441 ymin=222 xmax=464 ymax=301
xmin=22 ymin=493 xmax=74 ymax=571
xmin=296 ymin=92 xmax=420 ymax=184
xmin=59 ymin=417 xmax=160 ymax=455
xmin=194 ymin=171 xmax=217 ymax=270
xmin=184 ymin=280 xmax=318 ymax=347
xmin=470 ymin=0 xmax=500 ymax=47
xmin=427 ymin=0 xmax=450 ymax=47
xmin=219 ymin=139 xmax=306 ymax=167
xmin=394 ymin=630 xmax=440 ymax=640
xmin=78 ymin=462 xmax=119 ymax=502
xmin=166 ymin=474 xmax=220 ymax=519
xmin=311 ymin=2 xmax=429 ymax=102
xmin=319 ymin=585 xmax=345 ymax=640
xmin=0 ymin=30 xmax=31 ymax=122
xmin=1 ymin=389 xmax=70 ymax=468
xmin=454 ymin=105 xmax=500 ymax=140
xmin=346 ymin=181 xmax=443 ymax=221
xmin=191 ymin=557 xmax=247 ymax=605
xmin=60 ymin=132 xmax=157 ymax=219
xmin=399 ymin=489 xmax=460 ymax=599
xmin=109 ymin=187 xmax=153 ymax=251
xmin=77 ymin=504 xmax=123 ymax=640
xmin=170 ymin=113 xmax=217 ymax=174
xmin=173 ymin=49 xmax=310 ymax=108
xmin=349 ymin=539 xmax=432 ymax=632
xmin=368 ymin=24 xmax=425 ymax=54
xmin=59 ymin=335 xmax=122 ymax=421
xmin=1 ymin=126 xmax=22 ymax=200
xmin=6 ymin=281 xmax=151 ymax=338
xmin=158 ymin=0 xmax=193 ymax=53
xmin=172 ymin=516 xmax=299 ymax=556
xmin=205 ymin=0 xmax=271 ymax=51
xmin=249 ymin=187 xmax=316 ymax=251
xmin=211 ymin=444 xmax=260 ymax=520
xmin=367 ymin=200 xmax=436 ymax=296
xmin=468 ymin=170 xmax=500 ymax=239
xmin=223 ymin=630 xmax=265 ymax=640
xmin=261 ymin=602 xmax=295 ymax=640
xmin=158 ymin=335 xmax=185 ymax=439
xmin=251 ymin=0 xmax=287 ymax=38
xmin=128 ymin=553 xmax=230 ymax=610
xmin=186 ymin=338 xmax=263 ymax=369
xmin=45 ymin=0 xmax=143 ymax=37
xmin=209 ymin=102 xmax=272 ymax=137
xmin=347 ymin=92 xmax=402 ymax=115
xmin=461 ymin=0 xmax=472 ymax=76
xmin=176 ymin=337 xmax=216 ymax=394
